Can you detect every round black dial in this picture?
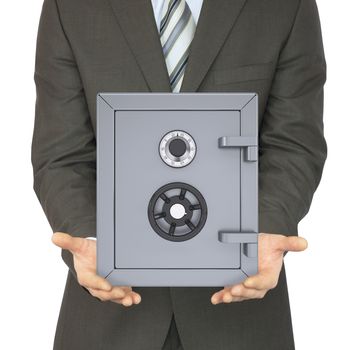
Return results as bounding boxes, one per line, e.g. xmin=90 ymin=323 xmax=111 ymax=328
xmin=168 ymin=138 xmax=187 ymax=157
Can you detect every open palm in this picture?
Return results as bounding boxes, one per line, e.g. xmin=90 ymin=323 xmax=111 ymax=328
xmin=52 ymin=232 xmax=141 ymax=306
xmin=211 ymin=233 xmax=308 ymax=304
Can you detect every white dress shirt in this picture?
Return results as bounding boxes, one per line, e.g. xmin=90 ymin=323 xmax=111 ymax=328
xmin=151 ymin=0 xmax=203 ymax=32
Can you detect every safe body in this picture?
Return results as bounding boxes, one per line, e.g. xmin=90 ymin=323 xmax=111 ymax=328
xmin=97 ymin=93 xmax=258 ymax=286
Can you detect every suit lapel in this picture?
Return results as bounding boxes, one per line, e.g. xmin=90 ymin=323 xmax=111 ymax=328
xmin=108 ymin=0 xmax=172 ymax=92
xmin=180 ymin=0 xmax=247 ymax=92
xmin=108 ymin=0 xmax=247 ymax=92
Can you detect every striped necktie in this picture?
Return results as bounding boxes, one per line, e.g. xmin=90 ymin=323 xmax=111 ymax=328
xmin=160 ymin=0 xmax=196 ymax=92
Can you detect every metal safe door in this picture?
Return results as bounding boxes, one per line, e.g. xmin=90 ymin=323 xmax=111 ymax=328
xmin=97 ymin=93 xmax=258 ymax=286
xmin=114 ymin=110 xmax=241 ymax=269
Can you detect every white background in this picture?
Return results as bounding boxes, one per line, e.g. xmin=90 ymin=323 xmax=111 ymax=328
xmin=0 ymin=0 xmax=349 ymax=349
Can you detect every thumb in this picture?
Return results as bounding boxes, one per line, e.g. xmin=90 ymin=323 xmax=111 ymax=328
xmin=52 ymin=232 xmax=87 ymax=254
xmin=281 ymin=236 xmax=308 ymax=252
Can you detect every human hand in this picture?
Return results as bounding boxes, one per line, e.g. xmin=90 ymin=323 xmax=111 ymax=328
xmin=211 ymin=233 xmax=308 ymax=304
xmin=52 ymin=232 xmax=141 ymax=307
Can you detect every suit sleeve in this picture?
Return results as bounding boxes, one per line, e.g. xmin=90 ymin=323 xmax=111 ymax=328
xmin=258 ymin=0 xmax=327 ymax=237
xmin=31 ymin=0 xmax=96 ymax=279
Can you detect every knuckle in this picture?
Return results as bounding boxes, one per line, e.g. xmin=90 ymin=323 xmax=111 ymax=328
xmin=260 ymin=291 xmax=268 ymax=298
xmin=91 ymin=291 xmax=106 ymax=302
xmin=270 ymin=279 xmax=278 ymax=289
xmin=75 ymin=238 xmax=89 ymax=254
xmin=231 ymin=286 xmax=242 ymax=296
xmin=77 ymin=276 xmax=86 ymax=286
xmin=113 ymin=291 xmax=124 ymax=299
xmin=235 ymin=286 xmax=243 ymax=294
xmin=89 ymin=289 xmax=97 ymax=297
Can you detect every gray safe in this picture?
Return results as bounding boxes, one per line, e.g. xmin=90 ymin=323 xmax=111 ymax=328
xmin=97 ymin=93 xmax=258 ymax=287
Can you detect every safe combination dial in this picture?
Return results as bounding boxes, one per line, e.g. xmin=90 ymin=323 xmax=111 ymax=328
xmin=159 ymin=130 xmax=196 ymax=168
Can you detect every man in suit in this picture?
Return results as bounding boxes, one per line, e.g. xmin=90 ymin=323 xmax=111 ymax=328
xmin=31 ymin=0 xmax=326 ymax=349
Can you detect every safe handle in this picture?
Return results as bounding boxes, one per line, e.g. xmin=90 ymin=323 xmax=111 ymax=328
xmin=218 ymin=232 xmax=258 ymax=258
xmin=218 ymin=136 xmax=258 ymax=162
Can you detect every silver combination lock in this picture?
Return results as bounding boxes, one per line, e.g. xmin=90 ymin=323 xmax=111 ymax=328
xmin=159 ymin=130 xmax=196 ymax=168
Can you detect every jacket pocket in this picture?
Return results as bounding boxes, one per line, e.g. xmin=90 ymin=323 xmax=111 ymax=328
xmin=213 ymin=61 xmax=275 ymax=85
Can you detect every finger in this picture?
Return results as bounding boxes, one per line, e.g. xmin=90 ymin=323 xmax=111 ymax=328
xmin=120 ymin=294 xmax=134 ymax=307
xmin=230 ymin=285 xmax=266 ymax=299
xmin=243 ymin=272 xmax=278 ymax=290
xmin=108 ymin=286 xmax=133 ymax=300
xmin=130 ymin=291 xmax=142 ymax=304
xmin=222 ymin=291 xmax=235 ymax=303
xmin=115 ymin=291 xmax=141 ymax=304
xmin=217 ymin=291 xmax=249 ymax=304
xmin=229 ymin=296 xmax=249 ymax=303
xmin=278 ymin=236 xmax=308 ymax=252
xmin=78 ymin=272 xmax=112 ymax=291
xmin=88 ymin=286 xmax=127 ymax=301
xmin=86 ymin=288 xmax=104 ymax=301
xmin=211 ymin=286 xmax=234 ymax=304
xmin=111 ymin=290 xmax=141 ymax=305
xmin=52 ymin=232 xmax=87 ymax=254
xmin=211 ymin=289 xmax=227 ymax=304
xmin=121 ymin=291 xmax=141 ymax=306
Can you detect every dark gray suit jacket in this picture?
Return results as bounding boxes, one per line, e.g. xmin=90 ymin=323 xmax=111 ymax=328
xmin=31 ymin=0 xmax=327 ymax=349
